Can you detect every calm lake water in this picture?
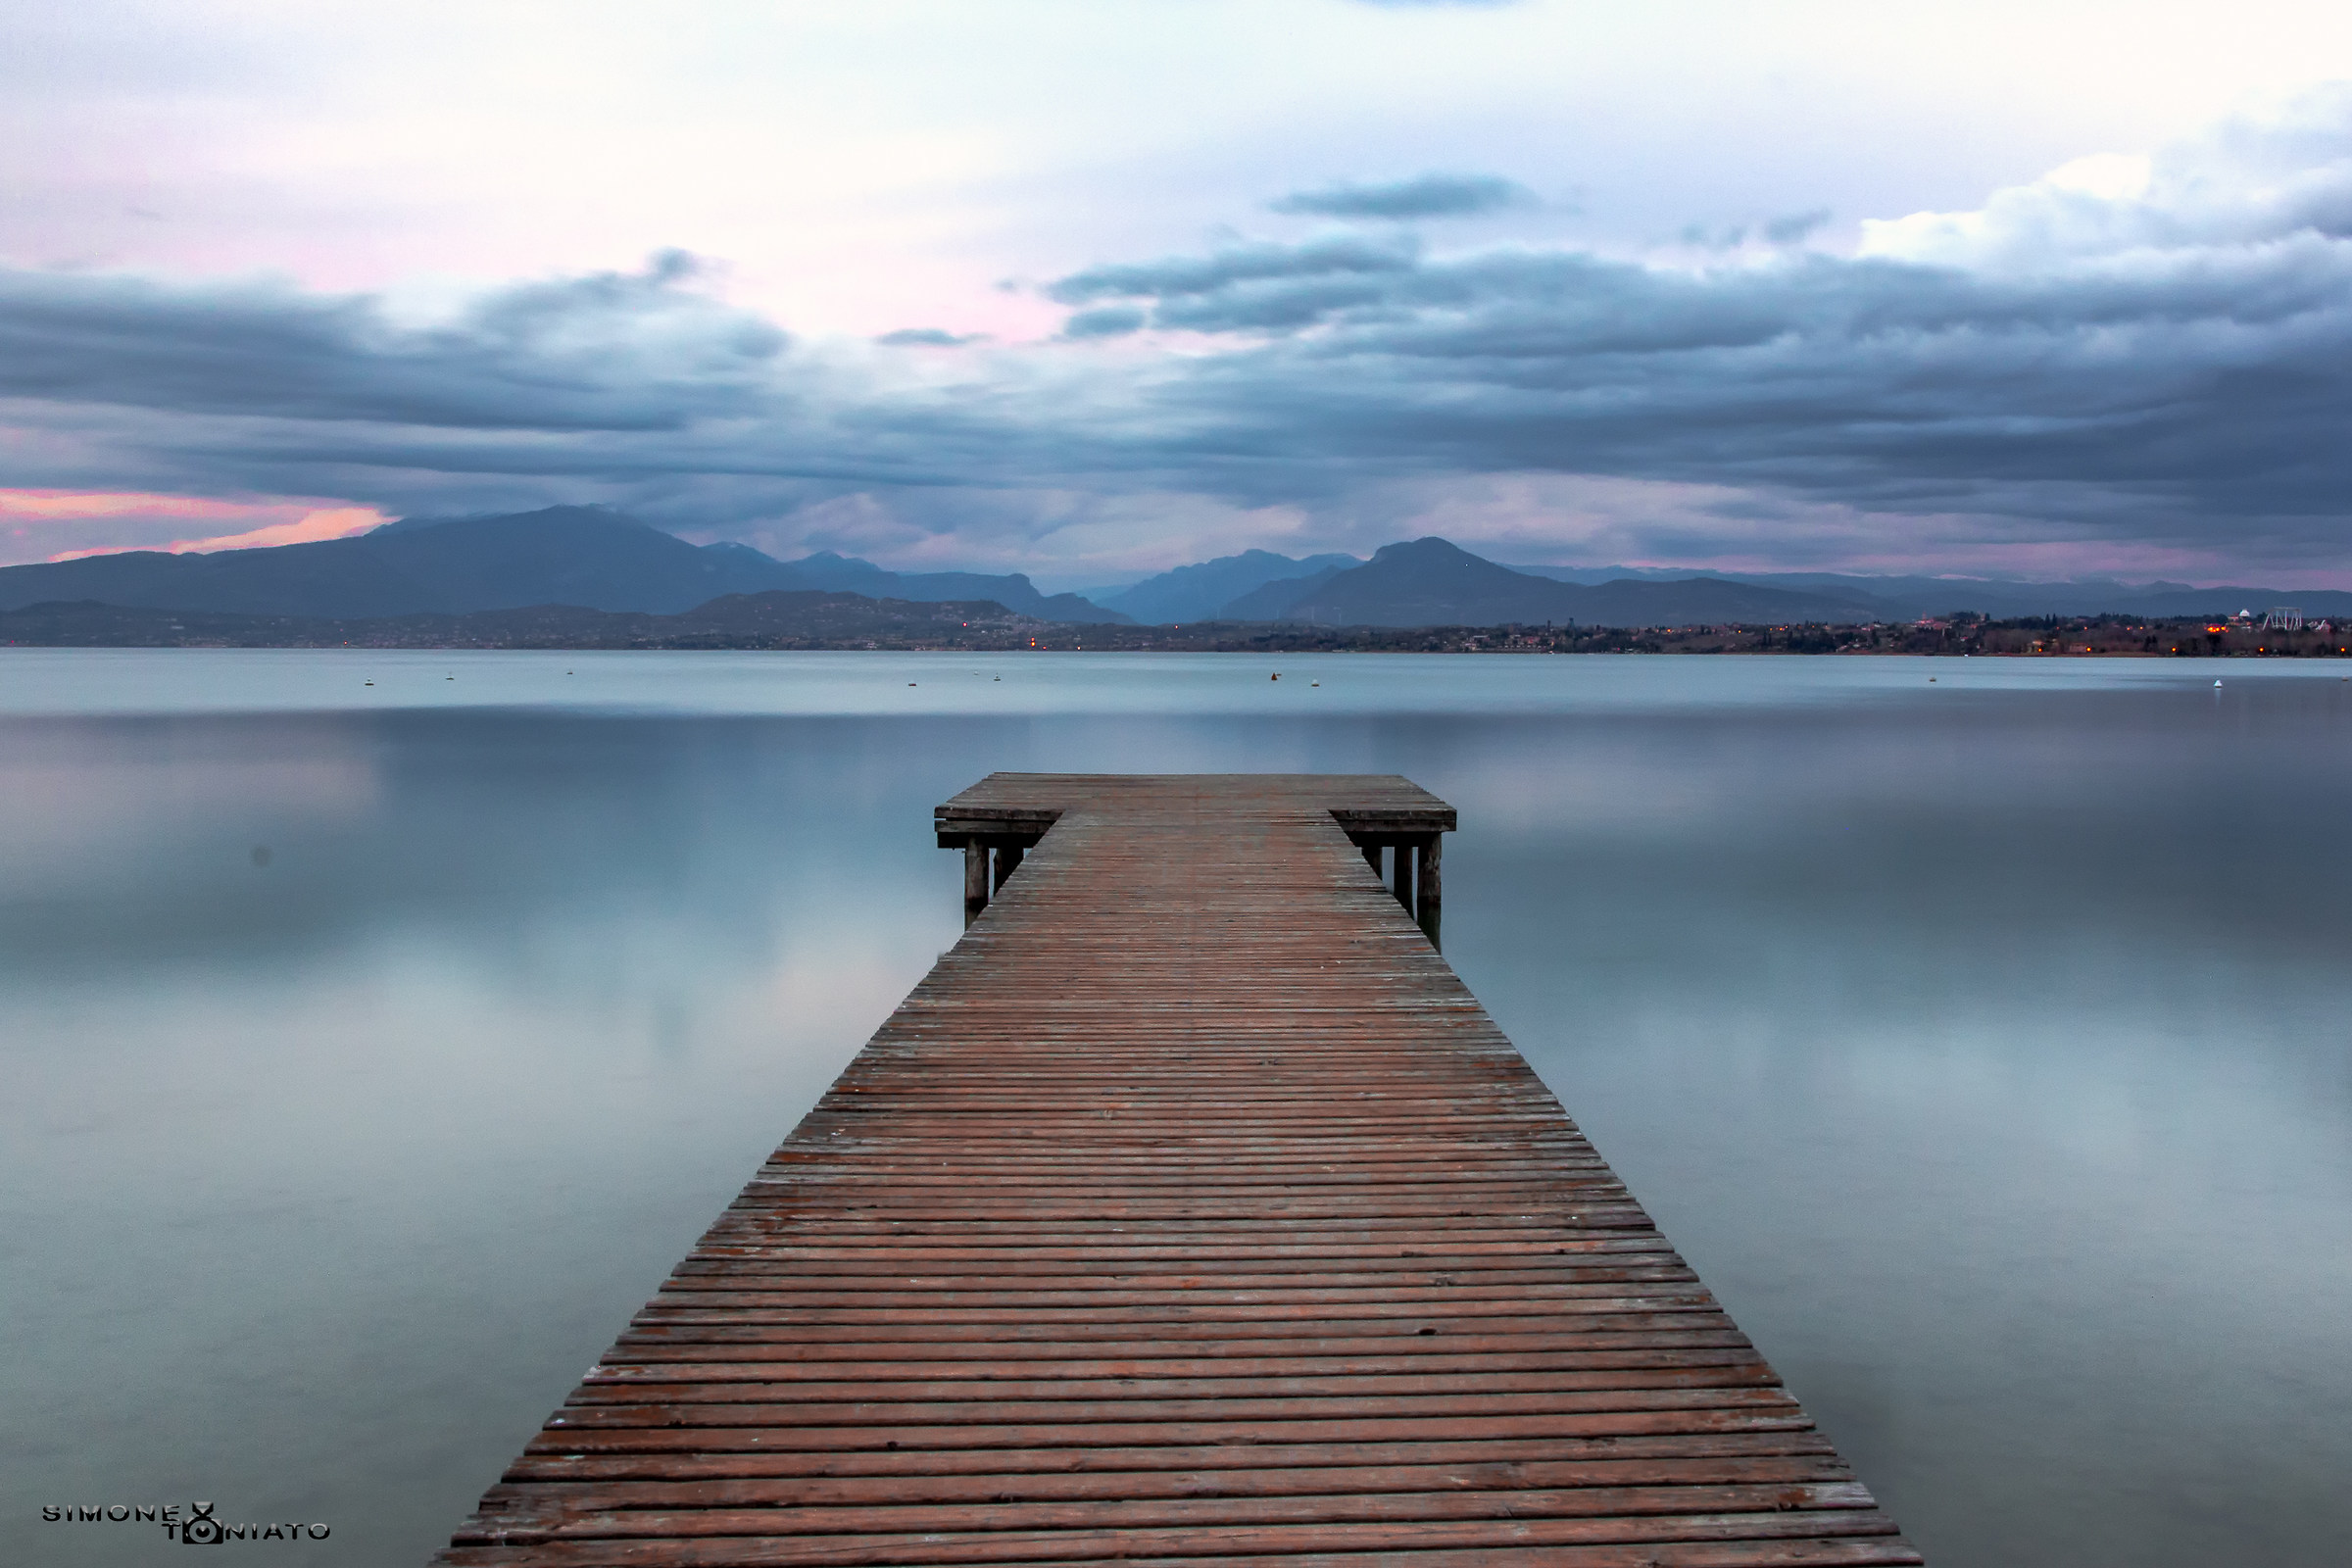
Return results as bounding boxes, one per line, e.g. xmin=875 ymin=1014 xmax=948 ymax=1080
xmin=6 ymin=649 xmax=2350 ymax=1567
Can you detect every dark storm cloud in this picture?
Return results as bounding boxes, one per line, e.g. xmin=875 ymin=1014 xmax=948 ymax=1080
xmin=1049 ymin=235 xmax=1420 ymax=304
xmin=0 ymin=250 xmax=785 ymax=433
xmin=1057 ymin=307 xmax=1149 ymax=340
xmin=1049 ymin=235 xmax=1425 ymax=337
xmin=1270 ymin=173 xmax=1534 ymax=220
xmin=1019 ymin=109 xmax=2352 ymax=552
xmin=0 ymin=249 xmax=1037 ymax=529
xmin=6 ymin=100 xmax=2352 ymax=568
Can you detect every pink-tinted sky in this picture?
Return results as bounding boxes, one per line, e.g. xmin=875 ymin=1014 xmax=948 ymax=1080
xmin=4 ymin=491 xmax=385 ymax=560
xmin=6 ymin=1 xmax=2352 ymax=587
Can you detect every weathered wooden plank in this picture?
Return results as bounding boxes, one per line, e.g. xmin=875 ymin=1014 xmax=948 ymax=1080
xmin=495 ymin=1430 xmax=1843 ymax=1483
xmin=584 ymin=1350 xmax=1768 ymax=1384
xmin=439 ymin=1509 xmax=1915 ymax=1566
xmin=462 ymin=1493 xmax=1890 ymax=1543
xmin=466 ymin=1456 xmax=1861 ymax=1524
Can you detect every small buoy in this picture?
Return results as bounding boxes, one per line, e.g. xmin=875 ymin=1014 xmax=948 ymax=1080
xmin=364 ymin=680 xmax=373 ymax=686
xmin=908 ymin=682 xmax=917 ymax=687
xmin=1270 ymin=672 xmax=1280 ymax=681
xmin=1311 ymin=680 xmax=1320 ymax=687
xmin=1929 ymin=677 xmax=1936 ymax=682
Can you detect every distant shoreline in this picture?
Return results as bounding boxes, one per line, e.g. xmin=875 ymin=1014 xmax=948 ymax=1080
xmin=3 ymin=594 xmax=2347 ymax=658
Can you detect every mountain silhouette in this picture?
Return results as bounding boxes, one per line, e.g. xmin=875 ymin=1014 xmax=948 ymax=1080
xmin=0 ymin=508 xmax=1129 ymax=622
xmin=16 ymin=514 xmax=2322 ymax=632
xmin=773 ymin=552 xmax=1124 ymax=621
xmin=1250 ymin=537 xmax=1874 ymax=627
xmin=1099 ymin=550 xmax=1363 ymax=623
xmin=1217 ymin=563 xmax=1357 ymax=620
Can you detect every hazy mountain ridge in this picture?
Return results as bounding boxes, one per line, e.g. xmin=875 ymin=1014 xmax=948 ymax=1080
xmin=762 ymin=550 xmax=1127 ymax=622
xmin=1218 ymin=564 xmax=1359 ymax=620
xmin=7 ymin=508 xmax=2344 ymax=630
xmin=1096 ymin=550 xmax=1363 ymax=623
xmin=1241 ymin=538 xmax=1878 ymax=628
xmin=0 ymin=508 xmax=1133 ymax=623
xmin=1227 ymin=541 xmax=2352 ymax=627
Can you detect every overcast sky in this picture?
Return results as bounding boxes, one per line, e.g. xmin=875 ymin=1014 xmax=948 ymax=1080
xmin=7 ymin=0 xmax=2352 ymax=586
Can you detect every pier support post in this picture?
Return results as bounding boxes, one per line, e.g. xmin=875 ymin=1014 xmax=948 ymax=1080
xmin=1392 ymin=838 xmax=1415 ymax=911
xmin=963 ymin=840 xmax=990 ymax=925
xmin=1362 ymin=839 xmax=1382 ymax=875
xmin=993 ymin=840 xmax=1024 ymax=891
xmin=1415 ymin=834 xmax=1443 ymax=948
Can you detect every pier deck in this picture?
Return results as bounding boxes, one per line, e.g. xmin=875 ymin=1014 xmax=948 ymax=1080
xmin=438 ymin=773 xmax=1918 ymax=1567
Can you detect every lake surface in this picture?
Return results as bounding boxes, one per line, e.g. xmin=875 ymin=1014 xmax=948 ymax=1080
xmin=6 ymin=649 xmax=2350 ymax=1567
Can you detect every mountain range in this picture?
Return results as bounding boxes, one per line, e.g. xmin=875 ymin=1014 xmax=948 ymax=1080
xmin=5 ymin=507 xmax=2346 ymax=630
xmin=1252 ymin=539 xmax=1874 ymax=627
xmin=1106 ymin=543 xmax=2352 ymax=624
xmin=1083 ymin=549 xmax=1363 ymax=623
xmin=0 ymin=508 xmax=1130 ymax=623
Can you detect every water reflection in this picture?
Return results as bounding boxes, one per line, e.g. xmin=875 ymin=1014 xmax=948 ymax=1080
xmin=4 ymin=655 xmax=2349 ymax=1567
xmin=1438 ymin=691 xmax=2352 ymax=1567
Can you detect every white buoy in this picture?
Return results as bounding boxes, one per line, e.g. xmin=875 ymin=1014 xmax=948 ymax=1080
xmin=2214 ymin=679 xmax=2223 ymax=687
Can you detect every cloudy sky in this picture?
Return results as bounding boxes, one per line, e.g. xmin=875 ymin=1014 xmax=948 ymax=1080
xmin=7 ymin=0 xmax=2352 ymax=586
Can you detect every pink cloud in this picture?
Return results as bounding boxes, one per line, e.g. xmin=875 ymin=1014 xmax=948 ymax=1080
xmin=4 ymin=491 xmax=390 ymax=562
xmin=122 ymin=506 xmax=387 ymax=557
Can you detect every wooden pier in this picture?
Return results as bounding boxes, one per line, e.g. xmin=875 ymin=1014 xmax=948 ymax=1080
xmin=437 ymin=773 xmax=1919 ymax=1568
